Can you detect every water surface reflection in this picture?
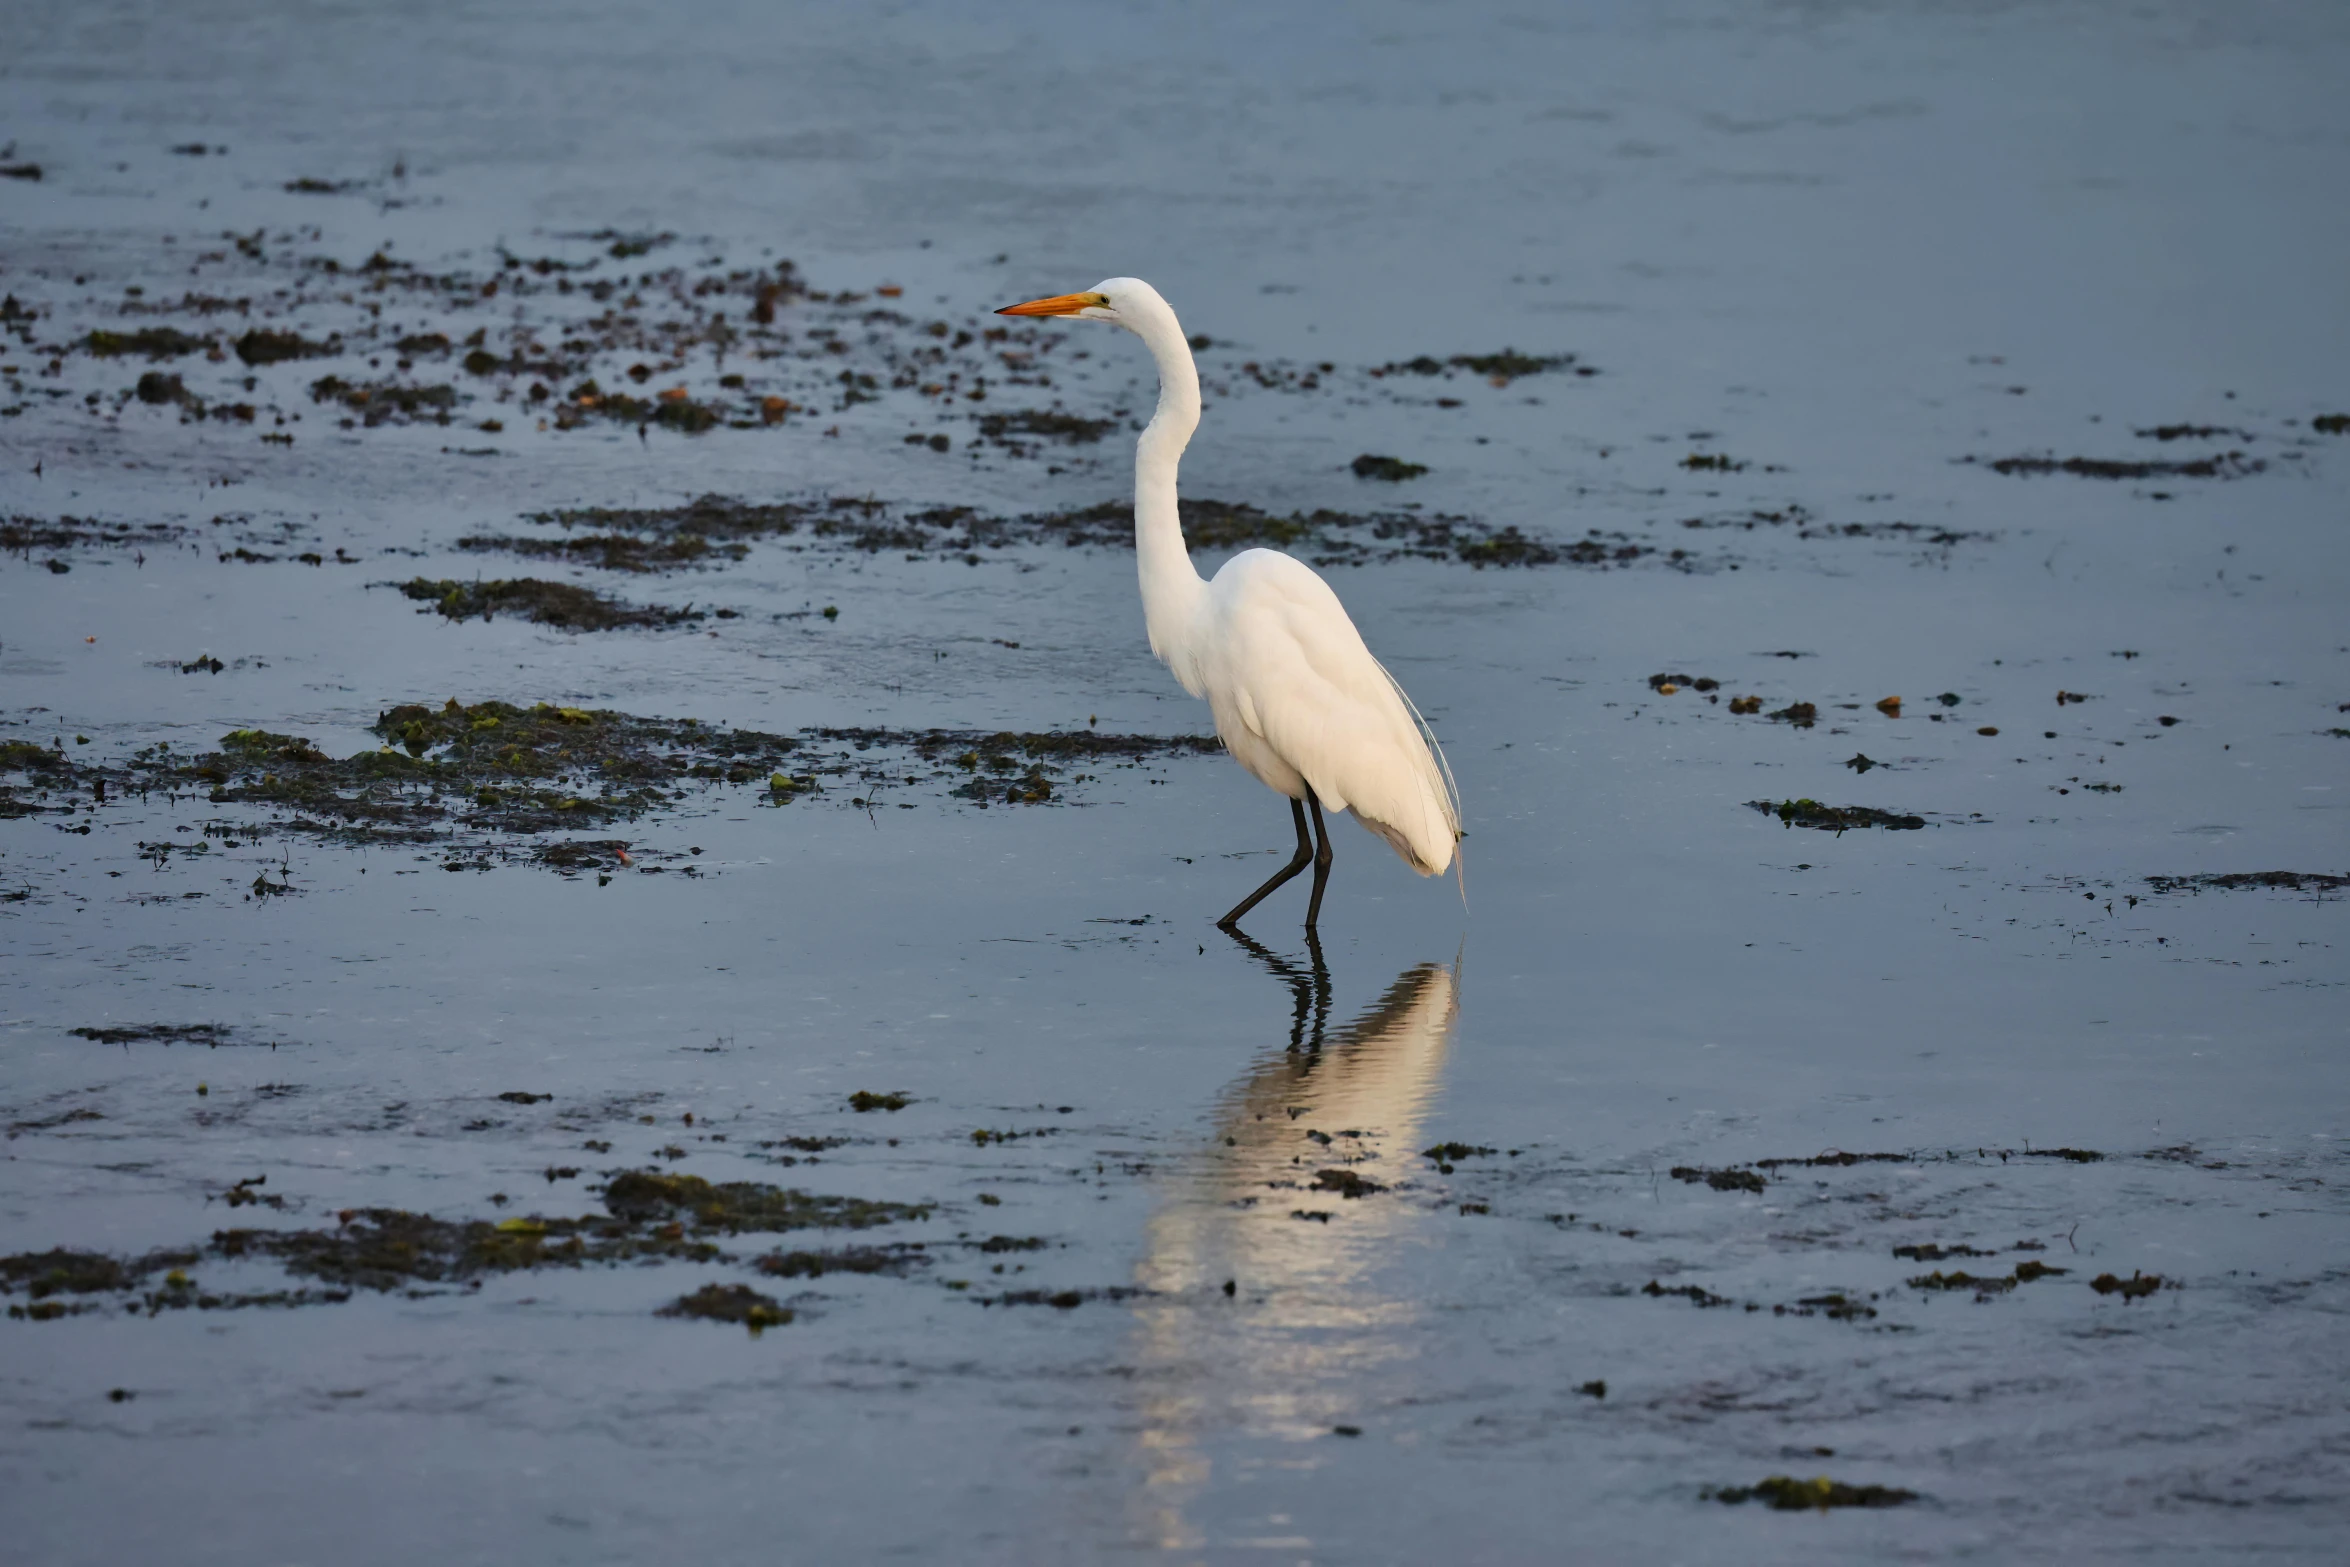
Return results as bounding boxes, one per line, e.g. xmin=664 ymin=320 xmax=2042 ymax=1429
xmin=1126 ymin=938 xmax=1461 ymax=1550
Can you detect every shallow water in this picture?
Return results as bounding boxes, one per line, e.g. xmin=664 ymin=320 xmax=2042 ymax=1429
xmin=4 ymin=2 xmax=2347 ymax=1561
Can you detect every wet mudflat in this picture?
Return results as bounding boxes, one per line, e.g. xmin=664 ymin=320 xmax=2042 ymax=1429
xmin=4 ymin=1 xmax=2348 ymax=1562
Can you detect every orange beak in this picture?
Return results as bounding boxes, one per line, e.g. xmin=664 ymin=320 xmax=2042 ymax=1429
xmin=995 ymin=291 xmax=1106 ymax=318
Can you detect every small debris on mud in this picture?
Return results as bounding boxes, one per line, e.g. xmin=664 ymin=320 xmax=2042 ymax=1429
xmin=849 ymin=1091 xmax=909 ymax=1112
xmin=657 ymin=1282 xmax=792 ymax=1332
xmin=1750 ymin=799 xmax=1927 ymax=832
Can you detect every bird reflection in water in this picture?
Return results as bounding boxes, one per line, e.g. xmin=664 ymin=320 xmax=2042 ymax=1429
xmin=1125 ymin=933 xmax=1461 ymax=1552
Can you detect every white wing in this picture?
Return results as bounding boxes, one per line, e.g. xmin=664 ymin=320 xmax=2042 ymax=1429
xmin=1198 ymin=549 xmax=1459 ymax=875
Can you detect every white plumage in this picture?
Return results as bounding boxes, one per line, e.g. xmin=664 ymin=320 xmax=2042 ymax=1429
xmin=997 ymin=277 xmax=1460 ymax=929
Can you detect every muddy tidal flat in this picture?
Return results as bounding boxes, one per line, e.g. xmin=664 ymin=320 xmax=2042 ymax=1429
xmin=3 ymin=3 xmax=2348 ymax=1562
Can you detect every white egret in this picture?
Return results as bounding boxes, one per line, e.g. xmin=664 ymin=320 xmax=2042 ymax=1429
xmin=997 ymin=279 xmax=1460 ymax=930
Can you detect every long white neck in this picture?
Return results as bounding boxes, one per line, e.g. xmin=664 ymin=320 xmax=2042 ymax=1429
xmin=1126 ymin=306 xmax=1208 ymax=676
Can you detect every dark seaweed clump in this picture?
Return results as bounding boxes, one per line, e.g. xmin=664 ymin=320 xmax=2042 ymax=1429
xmin=0 ymin=700 xmax=1224 ymax=853
xmin=1671 ymin=1165 xmax=1765 ymax=1194
xmin=476 ymin=492 xmax=1655 ymax=574
xmin=86 ymin=327 xmax=210 ymax=358
xmin=1311 ymin=1168 xmax=1384 ymax=1198
xmin=1642 ymin=1280 xmax=1733 ymax=1307
xmin=658 ymin=1283 xmax=792 ymax=1332
xmin=235 ymin=329 xmax=338 ymax=365
xmin=1750 ymin=799 xmax=1927 ymax=832
xmin=977 ymin=408 xmax=1116 ymax=445
xmin=3 ymin=514 xmax=188 ymax=555
xmin=398 ymin=577 xmax=709 ymax=631
xmin=978 ymin=1286 xmax=1141 ymax=1309
xmin=756 ymin=1245 xmax=926 ymax=1279
xmin=1968 ymin=452 xmax=2263 ymax=480
xmin=1711 ymin=1477 xmax=1916 ymax=1510
xmin=4 ymin=1169 xmax=933 ymax=1319
xmin=1372 ymin=350 xmax=1585 ymax=382
xmin=1676 ymin=503 xmax=1987 ymax=547
xmin=215 ymin=1206 xmax=725 ymax=1289
xmin=2091 ymin=1271 xmax=2164 ymax=1300
xmin=2144 ymin=871 xmax=2349 ymax=895
xmin=601 ymin=1170 xmax=929 ymax=1232
xmin=1909 ymin=1261 xmax=2066 ymax=1294
xmin=69 ymin=1023 xmax=240 ymax=1047
xmin=1351 ymin=454 xmax=1428 ymax=482
xmin=309 ymin=375 xmax=460 ymax=426
xmin=1754 ymin=1151 xmax=1911 ymax=1170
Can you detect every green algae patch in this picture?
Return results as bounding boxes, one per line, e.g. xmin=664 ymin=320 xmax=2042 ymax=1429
xmin=1750 ymin=799 xmax=1927 ymax=832
xmin=601 ymin=1171 xmax=930 ymax=1234
xmin=658 ymin=1283 xmax=792 ymax=1333
xmin=398 ymin=577 xmax=709 ymax=631
xmin=1711 ymin=1476 xmax=1917 ymax=1511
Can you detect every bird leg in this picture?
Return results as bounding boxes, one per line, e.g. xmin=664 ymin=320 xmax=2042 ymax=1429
xmin=1303 ymin=792 xmax=1336 ymax=930
xmin=1216 ymin=797 xmax=1315 ymax=931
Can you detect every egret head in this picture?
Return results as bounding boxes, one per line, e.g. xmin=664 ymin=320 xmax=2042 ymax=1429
xmin=995 ymin=277 xmax=1173 ymax=338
